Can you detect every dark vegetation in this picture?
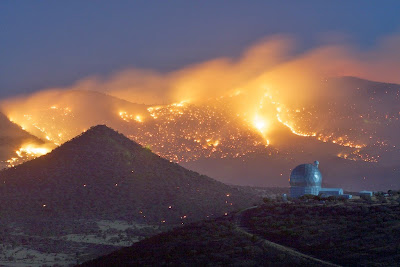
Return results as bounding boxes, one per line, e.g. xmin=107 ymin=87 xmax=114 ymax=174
xmin=0 ymin=125 xmax=257 ymax=224
xmin=80 ymin=216 xmax=322 ymax=267
xmin=242 ymin=196 xmax=400 ymax=266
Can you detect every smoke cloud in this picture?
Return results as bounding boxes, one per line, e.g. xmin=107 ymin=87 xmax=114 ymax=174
xmin=56 ymin=33 xmax=400 ymax=105
xmin=2 ymin=33 xmax=400 ymax=106
xmin=1 ymin=33 xmax=400 ymax=144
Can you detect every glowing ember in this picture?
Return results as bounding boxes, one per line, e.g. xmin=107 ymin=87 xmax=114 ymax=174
xmin=337 ymin=149 xmax=378 ymax=163
xmin=119 ymin=111 xmax=144 ymax=123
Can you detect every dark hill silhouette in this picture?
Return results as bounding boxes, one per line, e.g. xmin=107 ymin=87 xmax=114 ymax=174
xmin=0 ymin=125 xmax=256 ymax=223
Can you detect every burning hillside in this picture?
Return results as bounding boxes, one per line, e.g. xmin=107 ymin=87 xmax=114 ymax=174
xmin=1 ymin=76 xmax=398 ymax=168
xmin=1 ymin=35 xmax=400 ymax=189
xmin=0 ymin=112 xmax=53 ymax=169
xmin=0 ymin=78 xmax=399 ymax=190
xmin=1 ymin=93 xmax=275 ymax=164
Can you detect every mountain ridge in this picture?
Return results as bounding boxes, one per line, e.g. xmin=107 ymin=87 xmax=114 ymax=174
xmin=0 ymin=125 xmax=257 ymax=223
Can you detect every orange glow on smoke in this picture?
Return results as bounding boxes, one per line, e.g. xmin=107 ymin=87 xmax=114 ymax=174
xmin=1 ymin=34 xmax=393 ymax=166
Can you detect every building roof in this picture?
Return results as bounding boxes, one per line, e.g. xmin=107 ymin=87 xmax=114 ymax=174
xmin=290 ymin=163 xmax=322 ymax=187
xmin=319 ymin=188 xmax=343 ymax=192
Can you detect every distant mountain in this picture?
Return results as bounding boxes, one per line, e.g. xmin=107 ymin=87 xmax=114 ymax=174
xmin=0 ymin=125 xmax=256 ymax=223
xmin=301 ymin=76 xmax=400 ymax=158
xmin=0 ymin=112 xmax=45 ymax=168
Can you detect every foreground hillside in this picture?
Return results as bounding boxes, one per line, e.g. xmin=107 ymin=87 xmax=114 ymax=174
xmin=0 ymin=125 xmax=258 ymax=265
xmin=82 ymin=196 xmax=400 ymax=266
xmin=242 ymin=196 xmax=400 ymax=266
xmin=80 ymin=216 xmax=328 ymax=267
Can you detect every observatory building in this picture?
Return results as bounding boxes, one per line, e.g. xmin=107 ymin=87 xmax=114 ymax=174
xmin=289 ymin=161 xmax=351 ymax=199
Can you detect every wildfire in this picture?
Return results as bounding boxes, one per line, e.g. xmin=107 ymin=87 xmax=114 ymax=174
xmin=337 ymin=149 xmax=378 ymax=163
xmin=1 ymin=86 xmax=389 ymax=167
xmin=253 ymin=114 xmax=268 ymax=133
xmin=119 ymin=111 xmax=144 ymax=123
xmin=276 ymin=112 xmax=317 ymax=137
xmin=317 ymin=135 xmax=365 ymax=149
xmin=275 ymin=104 xmax=367 ymax=149
xmin=7 ymin=143 xmax=52 ymax=167
xmin=16 ymin=144 xmax=50 ymax=157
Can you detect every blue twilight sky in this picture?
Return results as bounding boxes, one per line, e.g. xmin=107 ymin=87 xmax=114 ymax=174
xmin=1 ymin=1 xmax=400 ymax=97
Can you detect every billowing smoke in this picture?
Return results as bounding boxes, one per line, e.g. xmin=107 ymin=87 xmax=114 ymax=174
xmin=1 ymin=33 xmax=400 ymax=148
xmin=48 ymin=34 xmax=400 ymax=105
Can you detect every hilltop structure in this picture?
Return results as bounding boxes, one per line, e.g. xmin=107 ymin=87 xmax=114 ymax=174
xmin=289 ymin=161 xmax=352 ymax=199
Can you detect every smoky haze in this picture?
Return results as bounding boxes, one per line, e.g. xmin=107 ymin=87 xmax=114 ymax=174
xmin=2 ymin=34 xmax=400 ymax=113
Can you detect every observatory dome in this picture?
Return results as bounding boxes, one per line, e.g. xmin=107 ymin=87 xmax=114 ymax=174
xmin=289 ymin=163 xmax=322 ymax=187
